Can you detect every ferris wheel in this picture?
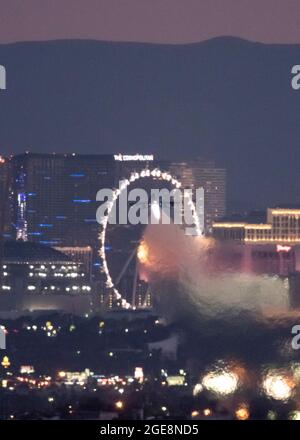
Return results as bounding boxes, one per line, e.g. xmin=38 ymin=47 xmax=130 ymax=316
xmin=99 ymin=167 xmax=202 ymax=309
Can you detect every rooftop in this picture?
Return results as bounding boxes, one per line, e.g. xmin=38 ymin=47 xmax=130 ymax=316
xmin=3 ymin=241 xmax=73 ymax=263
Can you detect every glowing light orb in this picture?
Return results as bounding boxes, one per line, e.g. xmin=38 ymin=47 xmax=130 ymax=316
xmin=235 ymin=405 xmax=249 ymax=420
xmin=191 ymin=410 xmax=199 ymax=417
xmin=288 ymin=411 xmax=300 ymax=420
xmin=202 ymin=370 xmax=239 ymax=396
xmin=267 ymin=410 xmax=277 ymax=420
xmin=137 ymin=241 xmax=149 ymax=264
xmin=115 ymin=400 xmax=124 ymax=410
xmin=1 ymin=356 xmax=10 ymax=369
xmin=263 ymin=373 xmax=293 ymax=401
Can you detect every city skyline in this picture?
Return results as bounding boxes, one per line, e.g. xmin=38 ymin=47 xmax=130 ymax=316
xmin=1 ymin=2 xmax=300 ymax=425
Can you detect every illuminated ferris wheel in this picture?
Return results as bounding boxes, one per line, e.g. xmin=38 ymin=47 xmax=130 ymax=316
xmin=99 ymin=167 xmax=202 ymax=309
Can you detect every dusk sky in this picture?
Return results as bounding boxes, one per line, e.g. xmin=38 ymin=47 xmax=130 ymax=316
xmin=1 ymin=0 xmax=300 ymax=44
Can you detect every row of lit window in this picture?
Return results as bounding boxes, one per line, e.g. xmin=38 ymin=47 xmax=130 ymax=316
xmin=28 ymin=272 xmax=85 ymax=278
xmin=27 ymin=285 xmax=91 ymax=292
xmin=28 ymin=264 xmax=80 ymax=271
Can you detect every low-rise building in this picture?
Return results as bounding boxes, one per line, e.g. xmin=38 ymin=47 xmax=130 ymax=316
xmin=0 ymin=241 xmax=93 ymax=314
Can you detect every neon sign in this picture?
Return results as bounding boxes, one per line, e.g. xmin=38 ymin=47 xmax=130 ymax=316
xmin=276 ymin=244 xmax=292 ymax=252
xmin=114 ymin=154 xmax=154 ymax=161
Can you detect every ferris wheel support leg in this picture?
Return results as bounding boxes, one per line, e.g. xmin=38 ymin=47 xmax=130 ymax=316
xmin=115 ymin=245 xmax=138 ymax=287
xmin=132 ymin=258 xmax=138 ymax=308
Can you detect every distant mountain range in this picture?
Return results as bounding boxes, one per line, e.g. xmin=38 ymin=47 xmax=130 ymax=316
xmin=0 ymin=37 xmax=300 ymax=210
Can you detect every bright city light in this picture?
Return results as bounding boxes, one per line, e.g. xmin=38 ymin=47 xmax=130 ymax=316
xmin=202 ymin=370 xmax=239 ymax=396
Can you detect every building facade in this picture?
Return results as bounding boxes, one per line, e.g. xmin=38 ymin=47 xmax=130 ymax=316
xmin=9 ymin=153 xmax=117 ymax=247
xmin=0 ymin=241 xmax=92 ymax=314
xmin=168 ymin=158 xmax=226 ymax=233
xmin=212 ymin=207 xmax=300 ymax=308
xmin=213 ymin=208 xmax=300 ymax=244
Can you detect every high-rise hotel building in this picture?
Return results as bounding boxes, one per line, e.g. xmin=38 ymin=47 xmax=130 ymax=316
xmin=167 ymin=158 xmax=226 ymax=233
xmin=7 ymin=153 xmax=158 ymax=278
xmin=213 ymin=208 xmax=300 ymax=244
xmin=9 ymin=153 xmax=117 ymax=247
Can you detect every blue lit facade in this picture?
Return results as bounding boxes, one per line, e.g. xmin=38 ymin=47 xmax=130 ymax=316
xmin=0 ymin=157 xmax=10 ymax=242
xmin=9 ymin=153 xmax=118 ymax=275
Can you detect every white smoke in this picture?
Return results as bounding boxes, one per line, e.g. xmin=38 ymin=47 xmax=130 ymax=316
xmin=140 ymin=224 xmax=289 ymax=319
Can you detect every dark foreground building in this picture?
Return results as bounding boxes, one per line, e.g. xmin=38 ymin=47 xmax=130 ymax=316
xmin=0 ymin=241 xmax=93 ymax=315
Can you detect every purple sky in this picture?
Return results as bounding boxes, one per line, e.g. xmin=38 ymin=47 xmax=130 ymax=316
xmin=1 ymin=0 xmax=300 ymax=44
